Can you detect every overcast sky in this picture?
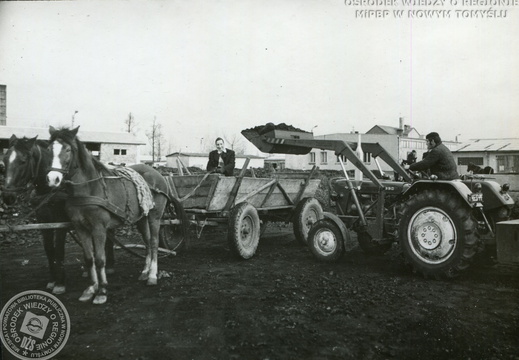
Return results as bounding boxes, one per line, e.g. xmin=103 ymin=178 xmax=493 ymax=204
xmin=0 ymin=0 xmax=518 ymax=154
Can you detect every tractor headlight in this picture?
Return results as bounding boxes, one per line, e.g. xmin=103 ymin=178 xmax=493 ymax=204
xmin=501 ymin=183 xmax=510 ymax=193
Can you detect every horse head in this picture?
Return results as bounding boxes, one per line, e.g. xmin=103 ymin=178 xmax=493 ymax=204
xmin=46 ymin=126 xmax=80 ymax=188
xmin=2 ymin=135 xmax=39 ymax=205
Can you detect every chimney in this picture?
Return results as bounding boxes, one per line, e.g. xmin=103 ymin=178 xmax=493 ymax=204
xmin=399 ymin=117 xmax=404 ymax=130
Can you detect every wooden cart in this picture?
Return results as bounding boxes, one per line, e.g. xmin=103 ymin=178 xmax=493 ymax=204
xmin=164 ymin=164 xmax=323 ymax=259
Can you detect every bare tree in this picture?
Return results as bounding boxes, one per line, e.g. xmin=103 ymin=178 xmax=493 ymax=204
xmin=124 ymin=112 xmax=138 ymax=134
xmin=224 ymin=133 xmax=247 ymax=155
xmin=146 ymin=117 xmax=167 ymax=162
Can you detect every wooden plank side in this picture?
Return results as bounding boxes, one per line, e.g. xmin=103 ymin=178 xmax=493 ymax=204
xmin=208 ymin=177 xmax=236 ymax=210
xmin=171 ymin=174 xmax=220 ymax=209
xmin=205 ymin=177 xmax=321 ymax=211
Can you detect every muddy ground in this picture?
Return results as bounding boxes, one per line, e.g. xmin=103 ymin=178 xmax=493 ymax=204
xmin=1 ymin=221 xmax=518 ymax=360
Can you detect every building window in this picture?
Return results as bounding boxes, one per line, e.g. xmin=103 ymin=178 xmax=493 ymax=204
xmin=363 ymin=152 xmax=371 ymax=164
xmin=309 ymin=152 xmax=316 ymax=164
xmin=496 ymin=155 xmax=519 ymax=173
xmin=336 ymin=155 xmax=347 ymax=164
xmin=457 ymin=157 xmax=483 ymax=166
xmin=320 ymin=151 xmax=327 ymax=164
xmin=113 ymin=149 xmax=127 ymax=156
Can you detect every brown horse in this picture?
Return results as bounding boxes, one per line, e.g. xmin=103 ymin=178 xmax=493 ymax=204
xmin=2 ymin=135 xmax=115 ymax=294
xmin=46 ymin=126 xmax=170 ymax=304
xmin=467 ymin=163 xmax=494 ymax=174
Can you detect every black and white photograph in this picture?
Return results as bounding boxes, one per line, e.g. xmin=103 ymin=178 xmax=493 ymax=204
xmin=1 ymin=1 xmax=518 ymax=359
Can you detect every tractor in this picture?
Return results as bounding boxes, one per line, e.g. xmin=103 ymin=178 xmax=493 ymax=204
xmin=243 ymin=123 xmax=515 ymax=278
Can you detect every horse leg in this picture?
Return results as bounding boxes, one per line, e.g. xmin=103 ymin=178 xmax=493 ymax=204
xmin=146 ymin=214 xmax=162 ymax=286
xmin=136 ymin=218 xmax=152 ymax=282
xmin=51 ymin=229 xmax=68 ymax=295
xmin=89 ymin=227 xmax=109 ymax=305
xmin=77 ymin=228 xmax=98 ymax=302
xmin=105 ymin=228 xmax=115 ymax=275
xmin=42 ymin=229 xmax=57 ymax=291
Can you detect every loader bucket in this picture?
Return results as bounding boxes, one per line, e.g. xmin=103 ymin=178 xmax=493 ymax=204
xmin=242 ymin=123 xmax=314 ymax=155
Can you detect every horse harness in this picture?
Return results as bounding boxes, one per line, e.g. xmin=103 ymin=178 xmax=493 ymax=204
xmin=61 ymin=168 xmax=168 ymax=224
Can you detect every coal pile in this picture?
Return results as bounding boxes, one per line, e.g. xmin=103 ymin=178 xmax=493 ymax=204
xmin=243 ymin=122 xmax=311 ymax=135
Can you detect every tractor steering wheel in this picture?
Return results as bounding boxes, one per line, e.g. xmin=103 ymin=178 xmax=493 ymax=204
xmin=407 ymin=169 xmax=430 ymax=180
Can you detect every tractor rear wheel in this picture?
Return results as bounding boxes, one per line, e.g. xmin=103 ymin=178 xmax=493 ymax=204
xmin=398 ymin=189 xmax=479 ymax=278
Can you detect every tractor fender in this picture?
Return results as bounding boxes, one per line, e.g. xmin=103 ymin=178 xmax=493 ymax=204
xmin=404 ymin=180 xmax=473 ymax=207
xmin=323 ymin=212 xmax=351 ymax=247
xmin=462 ymin=179 xmax=515 ymax=211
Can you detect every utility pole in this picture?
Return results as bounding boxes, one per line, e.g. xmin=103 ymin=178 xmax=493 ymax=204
xmin=71 ymin=110 xmax=78 ymax=127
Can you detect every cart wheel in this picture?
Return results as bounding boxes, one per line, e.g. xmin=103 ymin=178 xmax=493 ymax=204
xmin=293 ymin=197 xmax=324 ymax=246
xmin=159 ymin=202 xmax=189 ymax=255
xmin=228 ymin=202 xmax=260 ymax=259
xmin=308 ymin=219 xmax=344 ymax=262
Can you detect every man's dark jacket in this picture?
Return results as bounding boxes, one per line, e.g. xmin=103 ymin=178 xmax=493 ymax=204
xmin=206 ymin=149 xmax=236 ymax=176
xmin=409 ymin=143 xmax=459 ymax=180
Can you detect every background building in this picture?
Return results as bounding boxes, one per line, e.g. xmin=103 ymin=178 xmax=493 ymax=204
xmin=453 ymin=138 xmax=519 ymax=174
xmin=0 ymin=126 xmax=146 ymax=165
xmin=285 ymin=118 xmax=459 ymax=177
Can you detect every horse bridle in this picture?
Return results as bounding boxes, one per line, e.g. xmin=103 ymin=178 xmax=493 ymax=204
xmin=48 ymin=139 xmax=105 ymax=186
xmin=48 ymin=140 xmax=74 ymax=176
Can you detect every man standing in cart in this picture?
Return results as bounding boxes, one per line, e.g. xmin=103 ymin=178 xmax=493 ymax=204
xmin=403 ymin=132 xmax=459 ymax=180
xmin=207 ymin=137 xmax=236 ymax=176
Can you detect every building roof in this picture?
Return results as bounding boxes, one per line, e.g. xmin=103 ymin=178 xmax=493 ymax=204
xmin=366 ymin=124 xmax=418 ymax=137
xmin=0 ymin=125 xmax=146 ymax=145
xmin=454 ymin=138 xmax=519 ymax=152
xmin=166 ymin=152 xmax=264 ymax=159
xmin=366 ymin=125 xmax=401 ymax=135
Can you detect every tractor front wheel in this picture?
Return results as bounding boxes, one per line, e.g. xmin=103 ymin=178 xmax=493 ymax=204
xmin=308 ymin=219 xmax=345 ymax=262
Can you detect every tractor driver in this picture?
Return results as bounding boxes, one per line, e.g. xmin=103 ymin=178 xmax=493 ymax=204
xmin=403 ymin=132 xmax=459 ymax=180
xmin=206 ymin=137 xmax=236 ymax=176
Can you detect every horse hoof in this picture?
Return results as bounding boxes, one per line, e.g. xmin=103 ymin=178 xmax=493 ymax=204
xmin=146 ymin=278 xmax=157 ymax=286
xmin=138 ymin=273 xmax=149 ymax=281
xmin=106 ymin=268 xmax=115 ymax=275
xmin=52 ymin=285 xmax=66 ymax=295
xmin=93 ymin=295 xmax=107 ymax=305
xmin=46 ymin=282 xmax=56 ymax=290
xmin=79 ymin=293 xmax=94 ymax=302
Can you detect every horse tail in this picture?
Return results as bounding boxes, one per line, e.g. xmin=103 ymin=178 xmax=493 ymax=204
xmin=168 ymin=195 xmax=191 ymax=249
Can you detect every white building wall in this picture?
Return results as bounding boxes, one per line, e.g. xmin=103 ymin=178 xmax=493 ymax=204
xmin=99 ymin=143 xmax=140 ymax=164
xmin=285 ymin=133 xmax=400 ymax=173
